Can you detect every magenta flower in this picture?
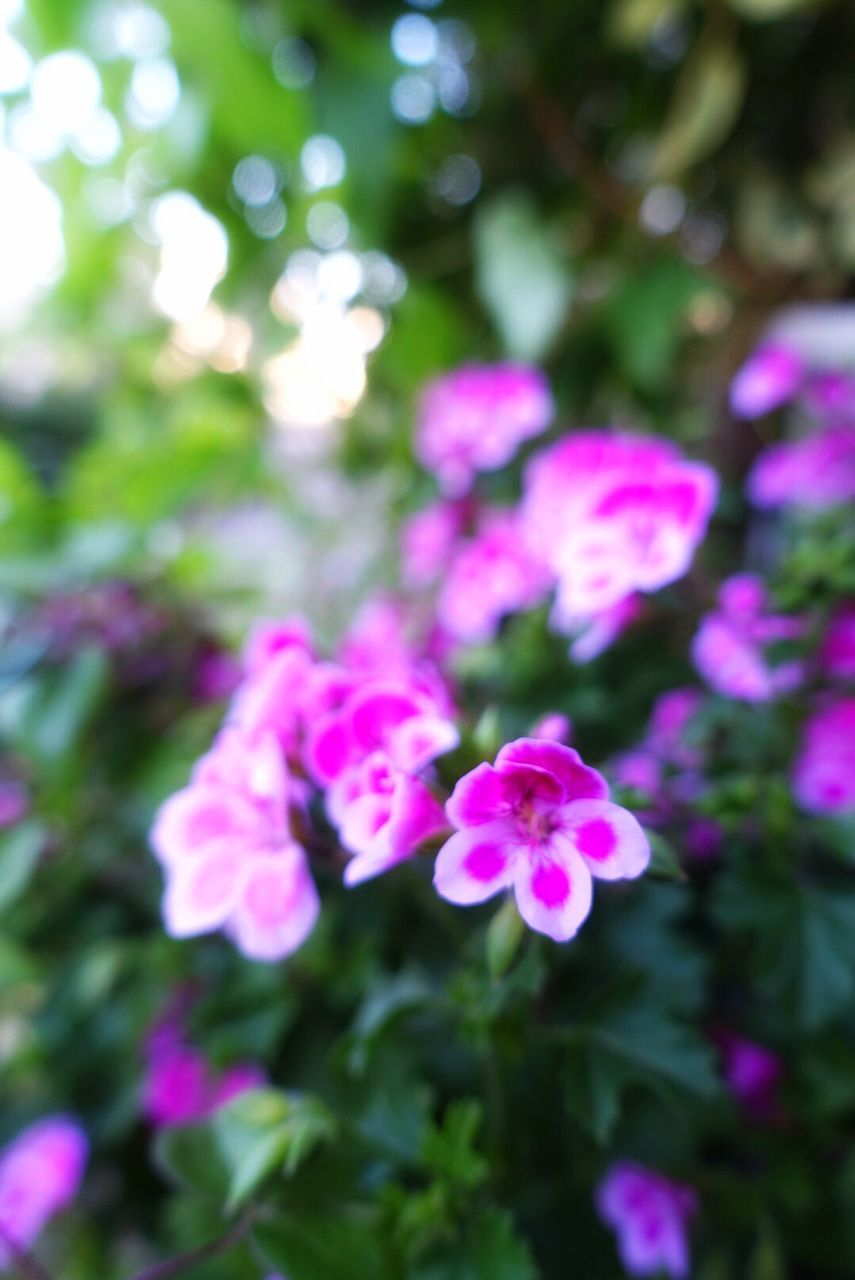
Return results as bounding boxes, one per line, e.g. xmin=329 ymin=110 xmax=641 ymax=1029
xmin=820 ymin=604 xmax=855 ymax=681
xmin=596 ymin=1161 xmax=697 ymax=1279
xmin=729 ymin=342 xmax=804 ymax=419
xmin=337 ymin=595 xmax=419 ymax=677
xmin=416 ymin=363 xmax=553 ymax=496
xmin=792 ymin=698 xmax=855 ymax=815
xmin=647 ymin=688 xmax=703 ymax=768
xmin=716 ymin=1031 xmax=782 ymax=1120
xmin=434 ymin=738 xmax=649 ymax=941
xmin=436 ymin=509 xmax=551 ymax=645
xmin=749 ymin=423 xmax=855 ymax=510
xmin=143 ymin=1042 xmax=265 ymax=1128
xmin=151 ymin=729 xmax=320 ymax=962
xmin=0 ymin=1116 xmax=87 ymax=1265
xmin=691 ymin=574 xmax=804 ymax=703
xmin=522 ymin=431 xmax=717 ymax=624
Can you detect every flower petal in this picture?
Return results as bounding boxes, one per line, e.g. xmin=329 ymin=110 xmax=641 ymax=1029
xmin=389 ymin=713 xmax=460 ymax=772
xmin=433 ymin=821 xmax=517 ymax=905
xmin=496 ymin=738 xmax=609 ymax=803
xmin=228 ymin=848 xmax=320 ymax=962
xmin=446 ymin=762 xmax=509 ymax=828
xmin=513 ymin=841 xmax=592 ymax=941
xmin=162 ymin=843 xmax=245 ymax=937
xmin=151 ymin=786 xmax=262 ymax=866
xmin=563 ymin=799 xmax=650 ymax=881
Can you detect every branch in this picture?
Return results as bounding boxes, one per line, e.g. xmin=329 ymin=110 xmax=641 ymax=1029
xmin=127 ymin=1212 xmax=254 ymax=1280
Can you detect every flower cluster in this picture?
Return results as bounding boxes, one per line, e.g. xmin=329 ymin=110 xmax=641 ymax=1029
xmin=405 ymin=364 xmax=718 ymax=660
xmin=692 ymin=574 xmax=804 ymax=703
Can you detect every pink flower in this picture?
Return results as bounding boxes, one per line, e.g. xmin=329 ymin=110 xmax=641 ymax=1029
xmin=0 ymin=1116 xmax=87 ymax=1264
xmin=596 ymin=1161 xmax=697 ymax=1279
xmin=716 ymin=1031 xmax=782 ymax=1120
xmin=521 ymin=431 xmax=717 ymax=623
xmin=434 ymin=738 xmax=649 ymax=941
xmin=143 ymin=1043 xmax=265 ymax=1128
xmin=337 ymin=595 xmax=420 ymax=677
xmin=436 ymin=510 xmax=551 ymax=645
xmin=0 ymin=781 xmax=29 ymax=830
xmin=327 ymin=753 xmax=448 ymax=885
xmin=151 ymin=729 xmax=320 ymax=962
xmin=820 ymin=604 xmax=855 ymax=681
xmin=691 ymin=574 xmax=804 ymax=703
xmin=530 ymin=713 xmax=572 ymax=743
xmin=416 ymin=363 xmax=553 ymax=496
xmin=401 ymin=500 xmax=469 ymax=587
xmin=647 ymin=688 xmax=703 ymax=768
xmin=306 ymin=677 xmax=458 ymax=884
xmin=792 ymin=698 xmax=855 ymax=815
xmin=748 ymin=423 xmax=855 ymax=510
xmin=729 ymin=342 xmax=804 ymax=419
xmin=304 ymin=679 xmax=458 ymax=787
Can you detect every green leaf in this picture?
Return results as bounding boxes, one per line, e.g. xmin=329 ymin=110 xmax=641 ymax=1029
xmin=653 ymin=37 xmax=746 ymax=178
xmin=0 ymin=647 xmax=109 ymax=766
xmin=603 ymin=257 xmax=702 ymax=391
xmin=474 ymin=192 xmax=573 ymax=362
xmin=413 ymin=1209 xmax=538 ymax=1280
xmin=154 ymin=1125 xmax=231 ymax=1199
xmin=0 ymin=820 xmax=45 ymax=910
xmin=715 ymin=872 xmax=855 ymax=1031
xmin=422 ymin=1100 xmax=488 ymax=1193
xmin=253 ymin=1208 xmax=399 ymax=1280
xmin=214 ymin=1089 xmax=336 ymax=1210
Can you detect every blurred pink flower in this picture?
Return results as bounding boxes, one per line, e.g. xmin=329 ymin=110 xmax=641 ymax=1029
xmin=692 ymin=574 xmax=804 ymax=703
xmin=436 ymin=509 xmax=551 ymax=645
xmin=337 ymin=595 xmax=419 ymax=677
xmin=401 ymin=499 xmax=469 ymax=588
xmin=151 ymin=729 xmax=319 ymax=962
xmin=0 ymin=1116 xmax=87 ymax=1265
xmin=596 ymin=1161 xmax=697 ymax=1279
xmin=434 ymin=738 xmax=649 ymax=941
xmin=530 ymin=713 xmax=572 ymax=743
xmin=792 ymin=698 xmax=855 ymax=815
xmin=143 ymin=1038 xmax=264 ymax=1129
xmin=729 ymin=342 xmax=804 ymax=419
xmin=522 ymin=431 xmax=717 ymax=624
xmin=416 ymin=363 xmax=553 ymax=496
xmin=647 ymin=688 xmax=703 ymax=768
xmin=820 ymin=604 xmax=855 ymax=681
xmin=748 ymin=423 xmax=855 ymax=510
xmin=0 ymin=781 xmax=29 ymax=830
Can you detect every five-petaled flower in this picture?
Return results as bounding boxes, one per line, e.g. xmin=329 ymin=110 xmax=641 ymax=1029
xmin=433 ymin=738 xmax=650 ymax=941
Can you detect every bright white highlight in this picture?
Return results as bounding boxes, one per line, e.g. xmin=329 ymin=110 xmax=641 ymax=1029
xmin=126 ymin=57 xmax=180 ymax=128
xmin=300 ymin=134 xmax=345 ymax=191
xmin=0 ymin=145 xmax=65 ymax=328
xmin=150 ymin=191 xmax=228 ymax=322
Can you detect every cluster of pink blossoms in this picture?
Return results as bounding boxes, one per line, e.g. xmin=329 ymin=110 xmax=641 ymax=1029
xmin=730 ymin=340 xmax=855 ymax=511
xmin=407 ymin=365 xmax=718 ymax=660
xmin=0 ymin=1116 xmax=87 ymax=1265
xmin=151 ymin=600 xmax=652 ymax=955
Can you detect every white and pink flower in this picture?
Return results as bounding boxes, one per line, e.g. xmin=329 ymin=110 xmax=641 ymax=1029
xmin=691 ymin=574 xmax=804 ymax=703
xmin=434 ymin=738 xmax=649 ymax=942
xmin=151 ymin=728 xmax=320 ymax=962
